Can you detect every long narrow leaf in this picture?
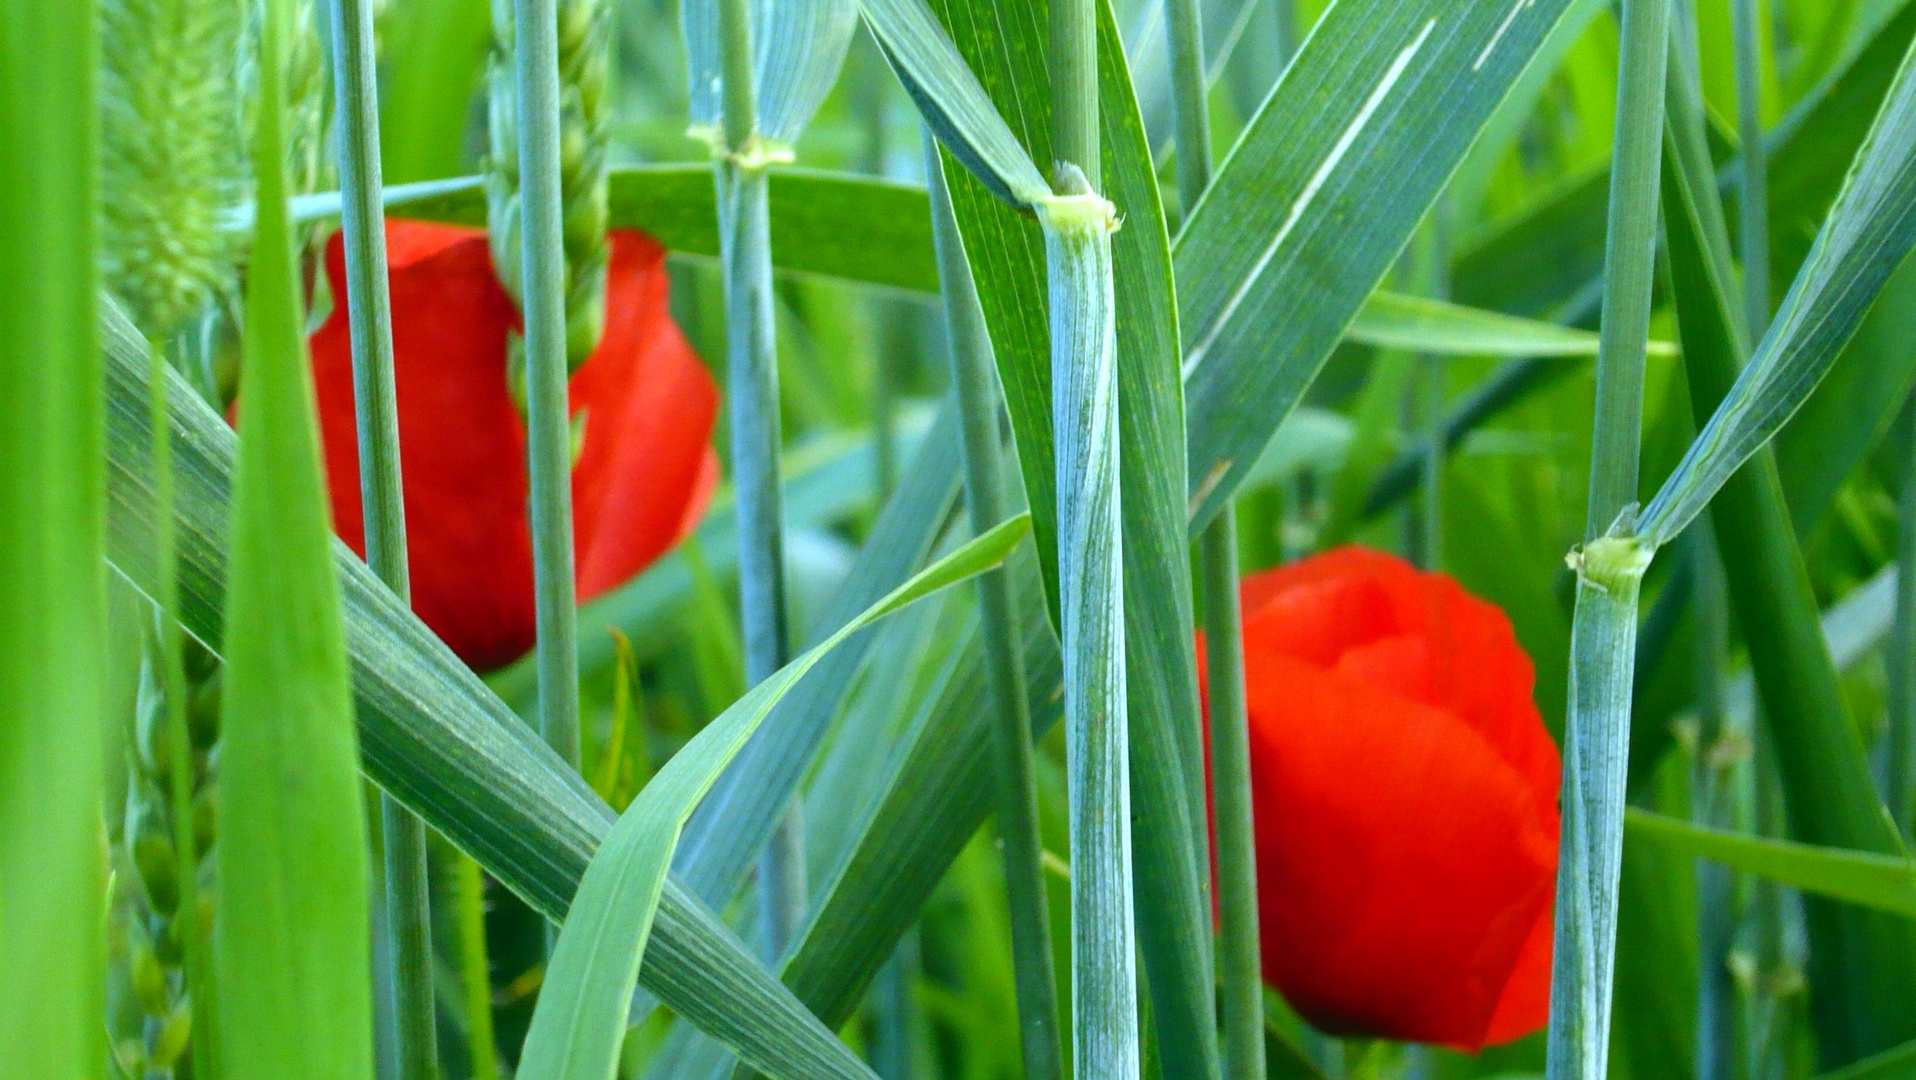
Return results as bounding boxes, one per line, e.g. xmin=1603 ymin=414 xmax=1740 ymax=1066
xmin=214 ymin=0 xmax=377 ymax=1072
xmin=0 ymin=3 xmax=105 ymax=1077
xmin=1662 ymin=45 xmax=1916 ymax=1062
xmin=1177 ymin=0 xmax=1584 ymax=528
xmin=1641 ymin=29 xmax=1916 ymax=546
xmin=1625 ymin=810 xmax=1916 ymax=918
xmin=517 ymin=517 xmax=1029 ymax=1080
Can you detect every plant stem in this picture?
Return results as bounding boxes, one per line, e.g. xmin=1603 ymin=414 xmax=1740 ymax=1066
xmin=455 ymin=853 xmax=499 ymax=1080
xmin=1201 ymin=520 xmax=1264 ymax=1080
xmin=1163 ymin=2 xmax=1261 ymax=1079
xmin=1050 ymin=0 xmax=1098 ymax=194
xmin=1164 ymin=0 xmax=1211 ymax=208
xmin=1046 ymin=1 xmax=1133 ymax=1076
xmin=1730 ymin=0 xmax=1770 ymax=337
xmin=928 ymin=134 xmax=1064 ymax=1080
xmin=1545 ymin=0 xmax=1670 ymax=1076
xmin=1688 ymin=523 xmax=1737 ymax=1080
xmin=714 ymin=0 xmax=801 ymax=961
xmin=327 ymin=0 xmax=439 ymax=1074
xmin=147 ymin=335 xmax=206 ymax=1080
xmin=512 ymin=0 xmax=583 ymax=776
xmin=1582 ymin=0 xmax=1670 ymax=537
xmin=1885 ymin=395 xmax=1916 ymax=838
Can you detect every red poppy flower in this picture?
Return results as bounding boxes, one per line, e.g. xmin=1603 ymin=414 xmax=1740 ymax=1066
xmin=1202 ymin=546 xmax=1560 ymax=1050
xmin=310 ymin=220 xmax=720 ymax=672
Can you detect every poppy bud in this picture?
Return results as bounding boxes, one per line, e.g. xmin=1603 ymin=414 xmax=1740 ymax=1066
xmin=1204 ymin=546 xmax=1560 ymax=1051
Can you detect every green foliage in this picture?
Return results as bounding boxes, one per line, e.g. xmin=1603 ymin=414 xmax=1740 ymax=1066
xmin=0 ymin=4 xmax=105 ymax=1078
xmin=213 ymin=0 xmax=376 ymax=1076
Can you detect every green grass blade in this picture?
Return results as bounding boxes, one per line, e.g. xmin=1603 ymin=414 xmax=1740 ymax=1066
xmin=664 ymin=406 xmax=962 ymax=936
xmin=928 ymin=3 xmax=1219 ymax=1077
xmin=1822 ymin=1039 xmax=1916 ymax=1080
xmin=1662 ymin=49 xmax=1916 ymax=1063
xmin=1546 ymin=0 xmax=1673 ymax=1073
xmin=97 ymin=306 xmax=927 ymax=1080
xmin=0 ymin=3 xmax=104 ymax=1077
xmin=930 ymin=138 xmax=1063 ymax=1080
xmin=214 ymin=0 xmax=377 ymax=1074
xmin=325 ymin=0 xmax=439 ymax=1072
xmin=516 ymin=517 xmax=1029 ymax=1080
xmin=1625 ymin=810 xmax=1916 ymax=919
xmin=851 ymin=0 xmax=1049 ymax=207
xmin=1177 ymin=0 xmax=1586 ymax=529
xmin=1641 ymin=27 xmax=1916 ymax=546
xmin=1345 ymin=292 xmax=1670 ymax=357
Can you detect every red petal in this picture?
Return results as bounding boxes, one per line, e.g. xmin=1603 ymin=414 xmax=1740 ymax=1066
xmin=570 ymin=230 xmax=721 ymax=601
xmin=1244 ymin=651 xmax=1557 ymax=1049
xmin=311 ymin=221 xmax=720 ymax=672
xmin=312 ymin=221 xmax=536 ymax=671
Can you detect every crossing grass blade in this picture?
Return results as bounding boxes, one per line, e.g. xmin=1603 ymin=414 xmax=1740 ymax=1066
xmin=1625 ymin=810 xmax=1916 ymax=919
xmin=516 ymin=516 xmax=1028 ymax=1080
xmin=1344 ymin=292 xmax=1672 ymax=357
xmin=1176 ymin=0 xmax=1588 ymax=530
xmin=1662 ymin=48 xmax=1916 ymax=1064
xmin=0 ymin=3 xmax=105 ymax=1077
xmin=1823 ymin=1039 xmax=1916 ymax=1080
xmin=213 ymin=0 xmax=377 ymax=1074
xmin=1638 ymin=27 xmax=1916 ymax=548
xmin=850 ymin=0 xmax=1049 ymax=208
xmin=665 ymin=406 xmax=962 ymax=931
xmin=96 ymin=304 xmax=931 ymax=1080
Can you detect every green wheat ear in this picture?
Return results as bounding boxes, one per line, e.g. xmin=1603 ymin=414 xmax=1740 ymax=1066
xmin=486 ymin=0 xmax=612 ymax=371
xmin=100 ymin=0 xmax=245 ymax=342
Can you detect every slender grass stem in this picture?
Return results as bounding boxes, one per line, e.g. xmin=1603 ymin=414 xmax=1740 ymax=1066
xmin=455 ymin=853 xmax=499 ymax=1080
xmin=928 ymin=134 xmax=1063 ymax=1080
xmin=1887 ymin=395 xmax=1916 ymax=837
xmin=1201 ymin=519 xmax=1263 ymax=1080
xmin=1730 ymin=0 xmax=1770 ymax=337
xmin=1688 ymin=524 xmax=1737 ymax=1080
xmin=512 ymin=0 xmax=583 ymax=776
xmin=1545 ymin=0 xmax=1671 ymax=1076
xmin=1163 ymin=2 xmax=1261 ymax=1079
xmin=147 ymin=334 xmax=205 ymax=1080
xmin=714 ymin=0 xmax=801 ymax=961
xmin=327 ymin=0 xmax=438 ymax=1073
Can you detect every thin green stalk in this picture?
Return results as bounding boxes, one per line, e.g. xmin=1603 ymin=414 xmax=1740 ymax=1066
xmin=1545 ymin=0 xmax=1671 ymax=1077
xmin=927 ymin=134 xmax=1063 ymax=1080
xmin=1885 ymin=395 xmax=1916 ymax=837
xmin=327 ymin=0 xmax=438 ymax=1074
xmin=1163 ymin=2 xmax=1260 ymax=1079
xmin=455 ymin=854 xmax=499 ymax=1080
xmin=512 ymin=0 xmax=583 ymax=776
xmin=1050 ymin=0 xmax=1097 ymax=194
xmin=1688 ymin=524 xmax=1737 ymax=1080
xmin=713 ymin=0 xmax=802 ymax=962
xmin=1164 ymin=0 xmax=1210 ymax=208
xmin=148 ymin=334 xmax=207 ymax=1080
xmin=1201 ymin=520 xmax=1263 ymax=1080
xmin=1730 ymin=0 xmax=1769 ymax=337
